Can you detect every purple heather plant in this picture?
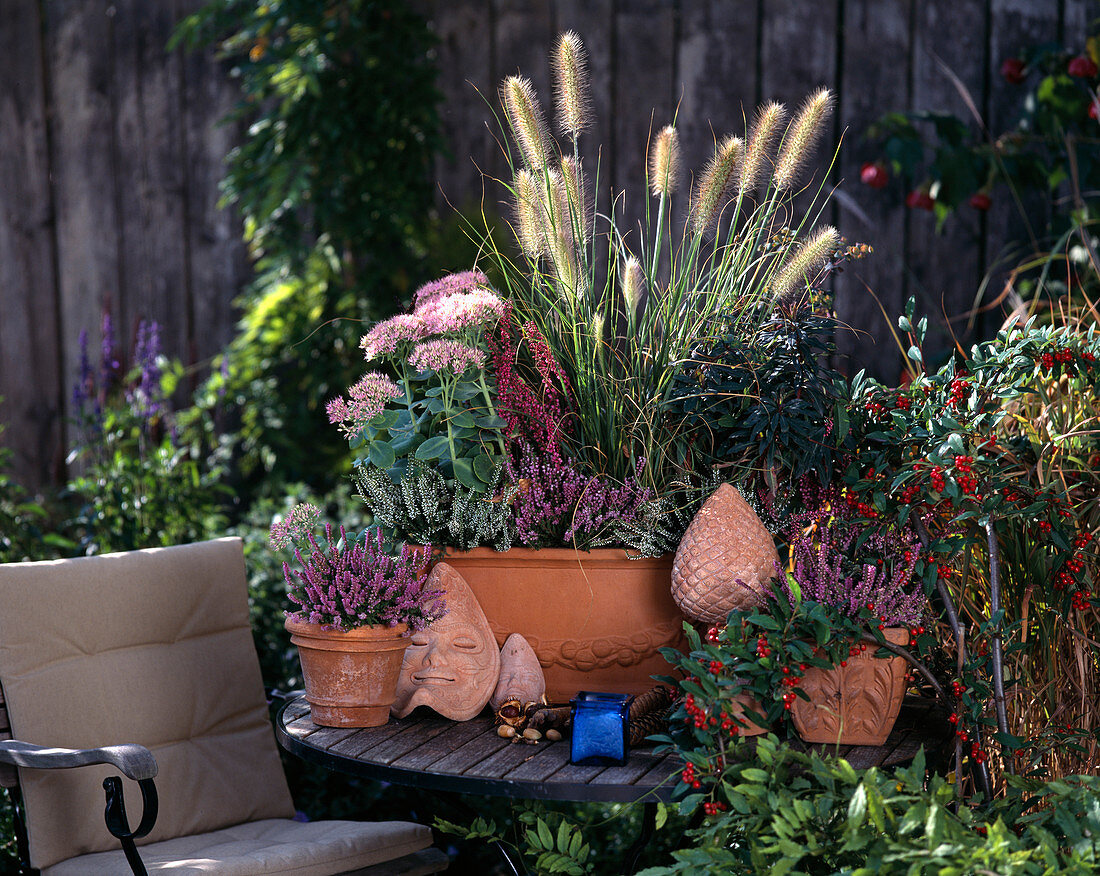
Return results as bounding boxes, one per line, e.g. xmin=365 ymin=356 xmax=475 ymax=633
xmin=278 ymin=520 xmax=445 ymax=632
xmin=780 ymin=511 xmax=925 ymax=627
xmin=509 ymin=442 xmax=654 ymax=549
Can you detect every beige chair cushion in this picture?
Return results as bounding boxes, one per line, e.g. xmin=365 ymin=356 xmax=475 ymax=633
xmin=0 ymin=539 xmax=296 ymax=870
xmin=41 ymin=818 xmax=435 ymax=876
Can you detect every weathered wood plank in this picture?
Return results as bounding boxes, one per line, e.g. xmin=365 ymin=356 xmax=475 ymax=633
xmin=835 ymin=0 xmax=912 ymax=381
xmin=468 ymin=736 xmax=555 ymax=777
xmin=43 ymin=0 xmax=122 ymax=437
xmin=491 ymin=0 xmax=554 ymax=193
xmin=588 ymin=747 xmax=667 ymax=786
xmin=984 ymin=0 xmax=1059 ymax=328
xmin=298 ymin=724 xmax=361 ymax=751
xmin=390 ymin=716 xmax=498 ymax=771
xmin=174 ymin=0 xmax=248 ymax=378
xmin=613 ymin=0 xmax=677 ymax=244
xmin=329 ymin=715 xmax=429 ymax=757
xmin=111 ymin=0 xmax=190 ymax=361
xmin=422 ymin=724 xmax=512 ymax=774
xmin=425 ymin=0 xmax=496 ymax=214
xmin=0 ymin=0 xmax=63 ymax=488
xmin=554 ymin=1 xmax=614 ymax=244
xmin=676 ymin=0 xmax=760 ymax=189
xmin=348 ymin=716 xmax=455 ymax=764
xmin=907 ymin=0 xmax=988 ymax=361
xmin=502 ymin=735 xmax=574 ymax=781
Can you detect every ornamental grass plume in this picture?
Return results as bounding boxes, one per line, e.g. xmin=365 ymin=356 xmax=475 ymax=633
xmin=512 ymin=169 xmax=545 ymax=258
xmin=774 ymin=87 xmax=835 ymax=190
xmin=648 ymin=125 xmax=681 ymax=197
xmin=771 ymin=225 xmax=840 ymax=301
xmin=553 ymin=30 xmax=591 ymax=139
xmin=480 ymin=31 xmax=844 ymax=492
xmin=739 ymin=101 xmax=786 ymax=194
xmin=691 ymin=135 xmax=744 ymax=235
xmin=559 ymin=155 xmax=592 ymax=244
xmin=502 ymin=75 xmax=551 ymax=169
xmin=621 ymin=256 xmax=647 ymax=326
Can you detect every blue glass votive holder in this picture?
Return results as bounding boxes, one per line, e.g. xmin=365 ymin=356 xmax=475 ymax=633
xmin=569 ymin=691 xmax=634 ymax=766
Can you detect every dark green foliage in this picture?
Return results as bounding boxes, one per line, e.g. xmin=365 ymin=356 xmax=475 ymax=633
xmin=0 ymin=435 xmax=69 ymax=562
xmin=667 ymin=307 xmax=848 ymax=500
xmin=636 ymin=739 xmax=1100 ymax=875
xmin=172 ymin=1 xmax=446 ymax=490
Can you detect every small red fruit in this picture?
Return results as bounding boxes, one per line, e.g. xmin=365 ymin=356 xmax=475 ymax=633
xmin=969 ymin=192 xmax=992 ymax=211
xmin=860 ymin=161 xmax=889 ymax=189
xmin=1069 ymin=55 xmax=1098 ymax=78
xmin=1000 ymin=57 xmax=1026 ymax=84
xmin=906 ymin=189 xmax=935 ymax=211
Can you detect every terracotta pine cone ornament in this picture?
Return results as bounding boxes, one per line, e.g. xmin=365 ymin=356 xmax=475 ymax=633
xmin=672 ymin=483 xmax=780 ymax=623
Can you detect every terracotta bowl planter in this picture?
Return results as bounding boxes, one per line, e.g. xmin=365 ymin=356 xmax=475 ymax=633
xmin=442 ymin=547 xmax=686 ymax=701
xmin=286 ymin=618 xmax=410 ymax=727
xmin=790 ymin=628 xmax=910 ymax=745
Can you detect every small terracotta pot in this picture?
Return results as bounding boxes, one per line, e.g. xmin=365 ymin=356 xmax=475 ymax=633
xmin=442 ymin=547 xmax=686 ymax=701
xmin=729 ymin=691 xmax=770 ymax=737
xmin=286 ymin=618 xmax=410 ymax=728
xmin=790 ymin=628 xmax=910 ymax=746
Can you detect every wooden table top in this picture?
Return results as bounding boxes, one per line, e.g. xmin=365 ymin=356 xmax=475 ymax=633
xmin=276 ymin=696 xmax=951 ymax=804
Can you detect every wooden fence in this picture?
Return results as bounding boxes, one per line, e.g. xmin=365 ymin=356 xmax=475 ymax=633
xmin=2 ymin=0 xmax=1097 ymax=490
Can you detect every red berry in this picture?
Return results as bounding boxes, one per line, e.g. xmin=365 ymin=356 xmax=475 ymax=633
xmin=1069 ymin=55 xmax=1098 ymax=78
xmin=906 ymin=189 xmax=935 ymax=211
xmin=860 ymin=161 xmax=889 ymax=189
xmin=969 ymin=192 xmax=992 ymax=211
xmin=1000 ymin=57 xmax=1026 ymax=84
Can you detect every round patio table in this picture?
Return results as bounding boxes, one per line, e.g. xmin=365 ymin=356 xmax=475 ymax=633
xmin=275 ymin=695 xmax=679 ymax=803
xmin=276 ymin=695 xmax=951 ymax=873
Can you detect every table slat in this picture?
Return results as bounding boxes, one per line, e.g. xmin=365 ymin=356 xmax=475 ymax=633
xmin=390 ymin=719 xmax=500 ymax=771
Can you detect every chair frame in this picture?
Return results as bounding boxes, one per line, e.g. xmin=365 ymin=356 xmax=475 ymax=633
xmin=0 ymin=684 xmax=159 ymax=876
xmin=0 ymin=655 xmax=447 ymax=876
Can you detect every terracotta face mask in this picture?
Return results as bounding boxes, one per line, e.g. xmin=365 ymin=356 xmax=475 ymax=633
xmin=490 ymin=633 xmax=545 ymax=711
xmin=391 ymin=563 xmax=500 ymax=721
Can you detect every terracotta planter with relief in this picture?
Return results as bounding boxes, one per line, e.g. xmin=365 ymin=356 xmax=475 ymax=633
xmin=790 ymin=628 xmax=910 ymax=745
xmin=442 ymin=547 xmax=686 ymax=701
xmin=286 ymin=618 xmax=410 ymax=727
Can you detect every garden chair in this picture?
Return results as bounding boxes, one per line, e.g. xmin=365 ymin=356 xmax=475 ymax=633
xmin=0 ymin=538 xmax=449 ymax=875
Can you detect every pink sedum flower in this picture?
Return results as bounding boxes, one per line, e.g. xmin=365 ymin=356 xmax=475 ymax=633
xmin=417 ymin=288 xmax=507 ymax=335
xmin=327 ymin=372 xmax=403 ymax=435
xmin=269 ymin=503 xmax=322 ymax=551
xmin=360 ymin=314 xmax=428 ymax=361
xmin=412 ymin=270 xmax=488 ymax=310
xmin=408 ymin=339 xmax=487 ymax=375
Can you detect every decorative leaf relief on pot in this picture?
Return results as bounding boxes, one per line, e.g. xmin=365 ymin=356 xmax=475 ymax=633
xmin=486 ymin=619 xmax=686 ymax=671
xmin=845 ymin=652 xmax=904 ymax=736
xmin=793 ymin=659 xmax=843 ymax=735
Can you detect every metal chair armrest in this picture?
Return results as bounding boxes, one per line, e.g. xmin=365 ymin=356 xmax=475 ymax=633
xmin=0 ymin=739 xmax=157 ymax=781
